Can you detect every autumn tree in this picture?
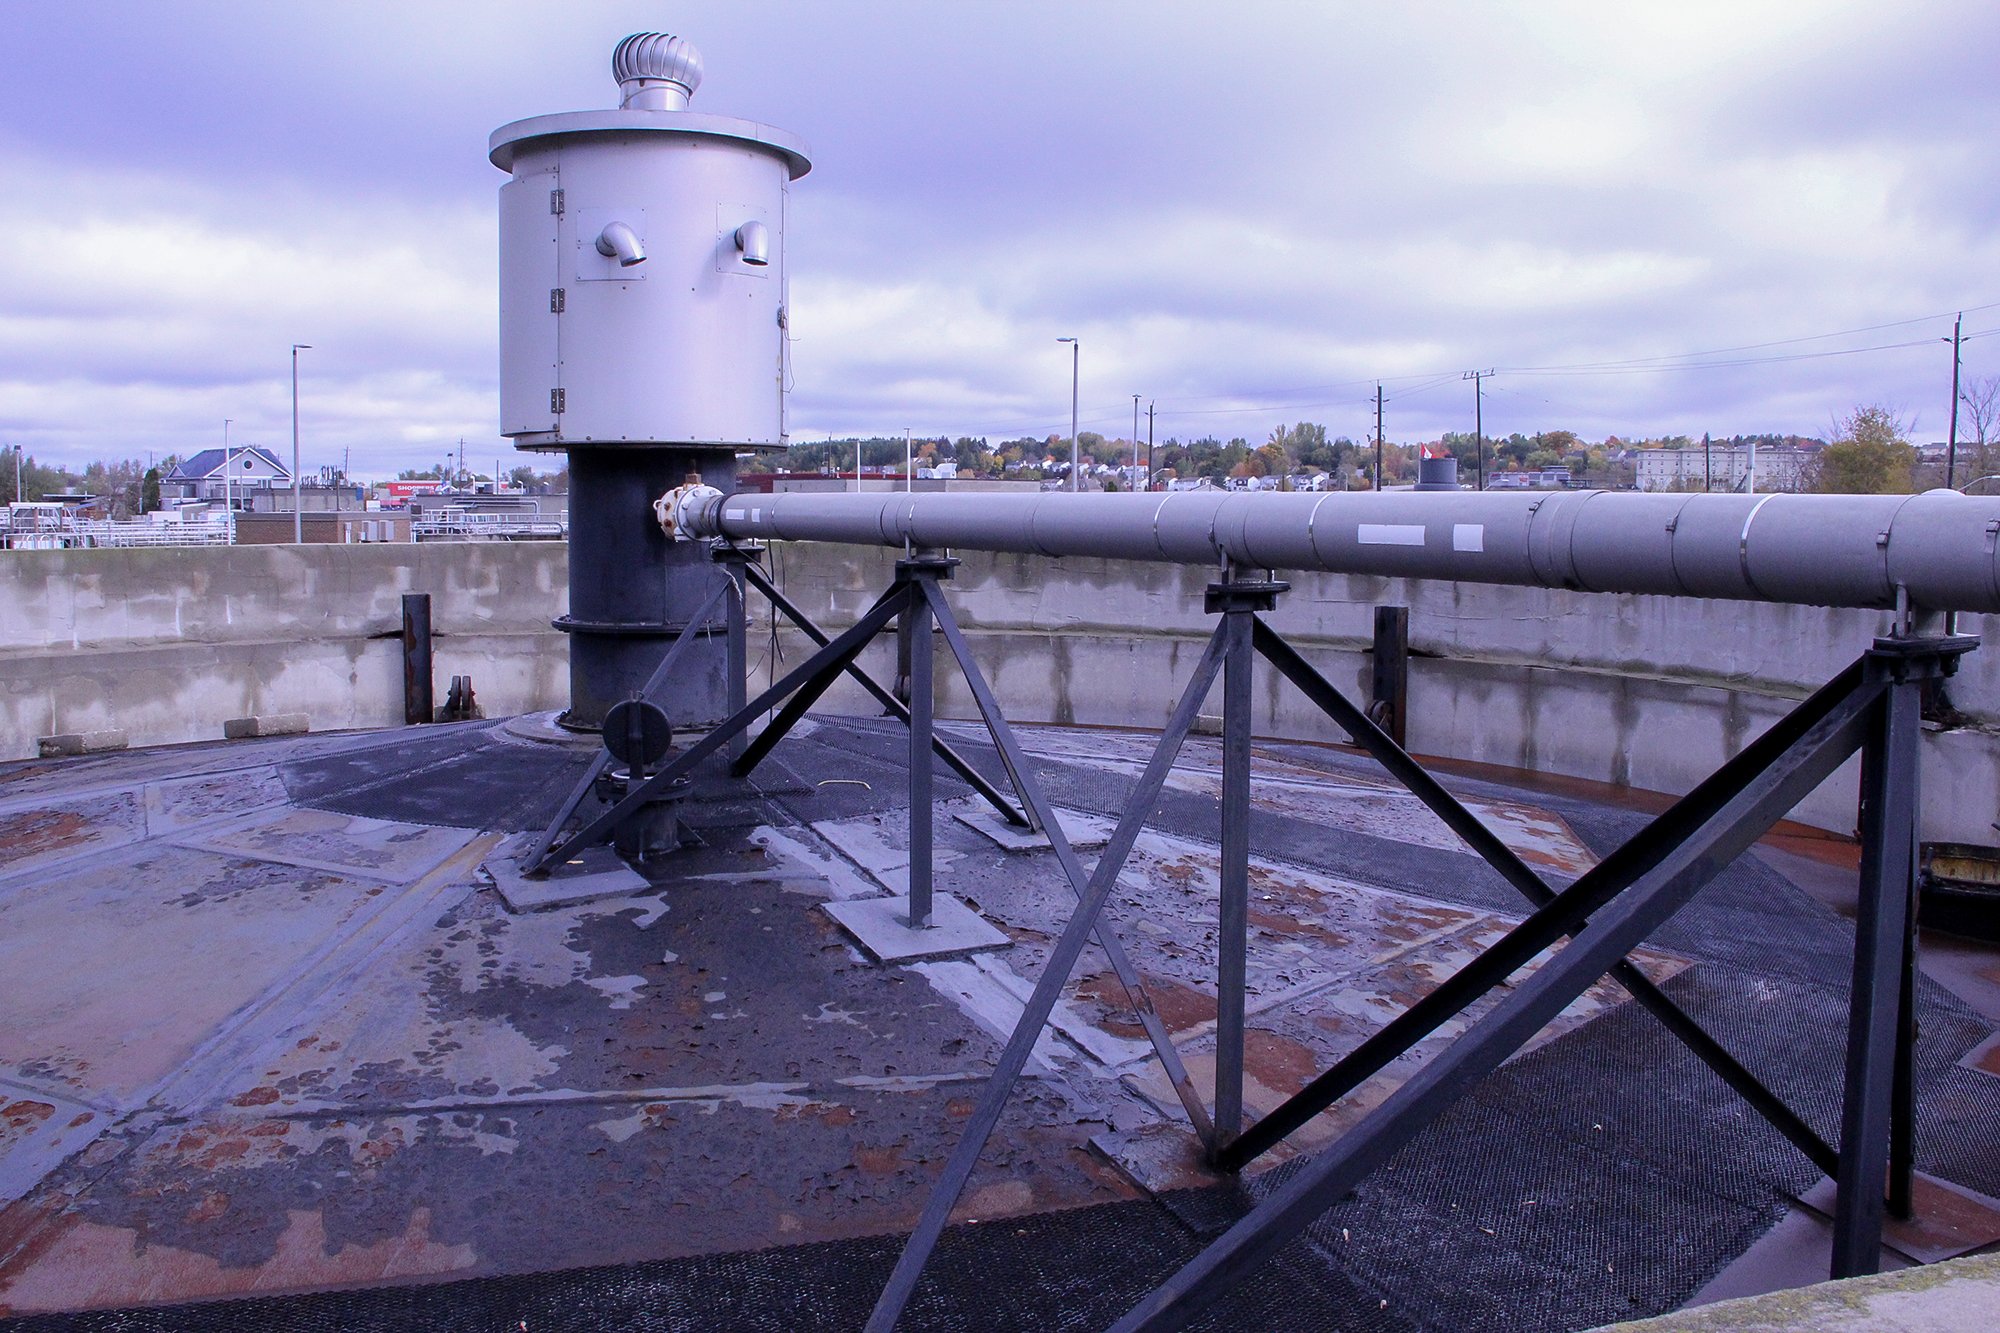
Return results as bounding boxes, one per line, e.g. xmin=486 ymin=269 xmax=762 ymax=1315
xmin=1811 ymin=406 xmax=1916 ymax=494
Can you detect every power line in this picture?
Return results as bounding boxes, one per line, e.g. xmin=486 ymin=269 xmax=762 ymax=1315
xmin=799 ymin=303 xmax=2000 ymax=442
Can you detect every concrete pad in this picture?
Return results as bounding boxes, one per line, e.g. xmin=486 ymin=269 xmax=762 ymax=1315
xmin=36 ymin=730 xmax=128 ymax=758
xmin=954 ymin=804 xmax=1112 ymax=852
xmin=176 ymin=807 xmax=477 ymax=885
xmin=1798 ymin=1173 xmax=2000 ymax=1264
xmin=822 ymin=892 xmax=1010 ymax=962
xmin=222 ymin=713 xmax=309 ymax=739
xmin=484 ymin=832 xmax=649 ymax=912
xmin=144 ymin=767 xmax=289 ymax=837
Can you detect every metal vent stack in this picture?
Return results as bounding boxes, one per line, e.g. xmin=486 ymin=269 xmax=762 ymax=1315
xmin=490 ymin=32 xmax=811 ymax=730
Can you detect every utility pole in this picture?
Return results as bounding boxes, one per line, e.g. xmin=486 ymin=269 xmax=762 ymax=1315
xmin=1146 ymin=402 xmax=1155 ymax=492
xmin=222 ymin=418 xmax=234 ymax=516
xmin=1374 ymin=382 xmax=1385 ymax=490
xmin=1132 ymin=394 xmax=1141 ymax=490
xmin=1463 ymin=370 xmax=1493 ymax=491
xmin=905 ymin=428 xmax=913 ymax=491
xmin=1948 ymin=312 xmax=1964 ymax=489
xmin=1703 ymin=432 xmax=1712 ymax=493
xmin=1058 ymin=337 xmax=1080 ymax=492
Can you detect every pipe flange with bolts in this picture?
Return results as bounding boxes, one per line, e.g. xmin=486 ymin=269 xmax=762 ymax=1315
xmin=655 ymin=482 xmax=724 ymax=541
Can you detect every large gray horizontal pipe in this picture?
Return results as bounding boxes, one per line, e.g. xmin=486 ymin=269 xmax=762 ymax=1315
xmin=683 ymin=488 xmax=2000 ymax=614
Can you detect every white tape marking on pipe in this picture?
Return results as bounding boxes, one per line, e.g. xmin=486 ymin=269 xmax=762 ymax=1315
xmin=725 ymin=508 xmax=748 ymax=522
xmin=1453 ymin=523 xmax=1485 ymax=553
xmin=1357 ymin=523 xmax=1426 ymax=547
xmin=752 ymin=508 xmax=762 ymax=523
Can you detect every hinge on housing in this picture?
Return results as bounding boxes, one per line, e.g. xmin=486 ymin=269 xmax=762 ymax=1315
xmin=550 ymin=388 xmax=566 ymax=413
xmin=549 ymin=288 xmax=566 ymax=313
xmin=549 ymin=188 xmax=565 ymax=215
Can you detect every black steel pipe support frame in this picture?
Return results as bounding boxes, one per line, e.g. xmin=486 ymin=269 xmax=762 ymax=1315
xmin=528 ymin=553 xmax=1213 ymax=1159
xmin=738 ymin=558 xmax=1034 ymax=829
xmin=1204 ymin=573 xmax=1289 ymax=1150
xmin=859 ymin=562 xmax=1973 ymax=1329
xmin=1212 ymin=626 xmax=1861 ymax=1178
xmin=521 ymin=579 xmax=737 ymax=873
xmin=1100 ymin=630 xmax=1973 ymax=1332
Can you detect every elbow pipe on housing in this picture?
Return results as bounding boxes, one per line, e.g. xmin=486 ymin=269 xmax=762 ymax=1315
xmin=595 ymin=221 xmax=647 ymax=267
xmin=734 ymin=219 xmax=770 ymax=266
xmin=680 ymin=489 xmax=2000 ymax=614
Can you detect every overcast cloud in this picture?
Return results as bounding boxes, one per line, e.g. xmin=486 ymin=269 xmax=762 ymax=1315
xmin=4 ymin=0 xmax=1999 ymax=476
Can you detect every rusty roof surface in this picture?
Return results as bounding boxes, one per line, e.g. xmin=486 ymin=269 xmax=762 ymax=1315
xmin=1 ymin=714 xmax=1997 ymax=1330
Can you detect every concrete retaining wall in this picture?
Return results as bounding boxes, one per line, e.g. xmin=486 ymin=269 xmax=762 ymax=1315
xmin=6 ymin=540 xmax=1998 ymax=844
xmin=0 ymin=543 xmax=568 ymax=756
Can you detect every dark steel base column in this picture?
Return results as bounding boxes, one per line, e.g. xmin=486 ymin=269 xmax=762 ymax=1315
xmin=1832 ymin=650 xmax=1925 ymax=1277
xmin=559 ymin=446 xmax=736 ymax=732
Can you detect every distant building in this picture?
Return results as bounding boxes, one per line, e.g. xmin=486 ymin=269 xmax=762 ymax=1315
xmin=1635 ymin=446 xmax=1808 ymax=493
xmin=233 ymin=512 xmax=413 ymax=544
xmin=243 ymin=483 xmax=367 ymax=514
xmin=376 ymin=480 xmax=445 ymax=506
xmin=1489 ymin=467 xmax=1572 ymax=490
xmin=163 ymin=447 xmax=291 ymax=505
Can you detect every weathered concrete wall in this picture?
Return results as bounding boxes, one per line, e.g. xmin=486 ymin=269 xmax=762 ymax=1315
xmin=7 ymin=539 xmax=1998 ymax=844
xmin=0 ymin=544 xmax=568 ymax=756
xmin=758 ymin=546 xmax=2000 ymax=845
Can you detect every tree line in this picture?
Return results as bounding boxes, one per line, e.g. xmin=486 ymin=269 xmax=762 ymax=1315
xmin=10 ymin=374 xmax=1995 ymax=508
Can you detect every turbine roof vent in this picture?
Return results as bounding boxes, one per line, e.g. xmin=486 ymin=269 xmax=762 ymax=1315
xmin=613 ymin=32 xmax=704 ymax=111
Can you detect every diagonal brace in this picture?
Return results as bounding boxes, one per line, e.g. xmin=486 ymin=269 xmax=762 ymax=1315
xmin=1110 ymin=672 xmax=1883 ymax=1332
xmin=1219 ymin=625 xmax=1861 ymax=1176
xmin=742 ymin=561 xmax=1031 ymax=827
xmin=520 ymin=580 xmax=733 ymax=872
xmin=533 ymin=590 xmax=909 ymax=871
xmin=864 ymin=615 xmax=1232 ymax=1333
xmin=924 ymin=576 xmax=1217 ymax=1146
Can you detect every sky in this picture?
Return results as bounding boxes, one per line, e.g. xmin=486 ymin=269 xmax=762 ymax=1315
xmin=4 ymin=0 xmax=2000 ymax=478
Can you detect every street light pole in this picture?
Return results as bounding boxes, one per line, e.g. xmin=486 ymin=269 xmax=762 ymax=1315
xmin=1058 ymin=337 xmax=1079 ymax=492
xmin=291 ymin=344 xmax=312 ymax=542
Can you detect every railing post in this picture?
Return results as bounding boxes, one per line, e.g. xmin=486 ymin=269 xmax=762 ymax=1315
xmin=401 ymin=592 xmax=433 ymax=725
xmin=1371 ymin=604 xmax=1410 ymax=749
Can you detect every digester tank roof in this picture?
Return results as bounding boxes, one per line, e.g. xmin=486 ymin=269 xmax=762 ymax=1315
xmin=488 ymin=110 xmax=812 ymax=178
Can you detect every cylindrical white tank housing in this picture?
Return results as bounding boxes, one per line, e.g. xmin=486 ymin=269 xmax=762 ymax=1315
xmin=490 ymin=39 xmax=811 ymax=450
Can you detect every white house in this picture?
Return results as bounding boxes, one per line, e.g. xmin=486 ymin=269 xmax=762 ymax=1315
xmin=163 ymin=447 xmax=292 ymax=505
